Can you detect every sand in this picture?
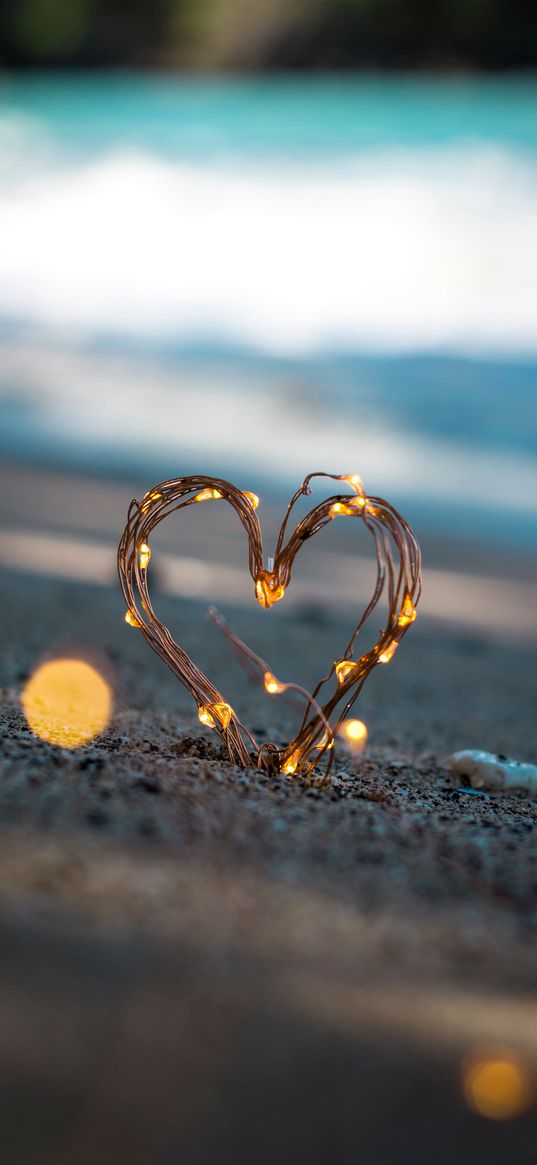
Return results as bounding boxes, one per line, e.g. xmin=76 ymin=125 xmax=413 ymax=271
xmin=1 ymin=568 xmax=537 ymax=1164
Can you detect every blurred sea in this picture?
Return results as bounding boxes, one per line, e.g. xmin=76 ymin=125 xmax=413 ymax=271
xmin=1 ymin=74 xmax=536 ymax=556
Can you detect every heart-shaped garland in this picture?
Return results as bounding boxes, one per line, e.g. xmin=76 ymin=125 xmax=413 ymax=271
xmin=118 ymin=472 xmax=421 ymax=779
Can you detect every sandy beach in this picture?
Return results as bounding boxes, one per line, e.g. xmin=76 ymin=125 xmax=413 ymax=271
xmin=1 ymin=566 xmax=536 ymax=1163
xmin=1 ymin=64 xmax=537 ymax=1164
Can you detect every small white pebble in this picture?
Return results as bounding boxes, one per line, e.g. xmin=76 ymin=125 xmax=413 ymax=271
xmin=451 ymin=749 xmax=537 ymax=795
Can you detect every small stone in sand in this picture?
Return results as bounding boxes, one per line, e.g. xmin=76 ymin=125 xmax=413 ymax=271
xmin=451 ymin=749 xmax=537 ymax=795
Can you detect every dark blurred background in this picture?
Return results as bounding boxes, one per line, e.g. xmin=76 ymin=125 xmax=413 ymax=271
xmin=1 ymin=0 xmax=537 ymax=70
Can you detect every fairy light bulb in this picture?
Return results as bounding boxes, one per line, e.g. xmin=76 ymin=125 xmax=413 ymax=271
xmin=379 ymin=640 xmax=398 ymax=664
xmin=141 ymin=491 xmax=162 ymax=514
xmin=243 ymin=491 xmax=260 ymax=509
xmin=335 ymin=658 xmax=358 ymax=684
xmin=214 ymin=702 xmax=233 ymax=728
xmin=255 ymin=570 xmax=285 ymax=609
xmin=125 ymin=609 xmax=139 ymax=627
xmin=398 ymin=594 xmax=417 ymax=627
xmin=139 ymin=542 xmax=151 ymax=570
xmin=340 ymin=473 xmax=365 ymax=496
xmin=264 ymin=671 xmax=286 ymax=695
xmin=198 ymin=702 xmax=233 ymax=730
xmin=281 ymin=751 xmax=300 ymax=775
xmin=330 ymin=497 xmax=365 ymax=518
xmin=340 ymin=719 xmax=368 ymax=747
xmin=314 ymin=731 xmax=334 ymax=750
xmin=194 ymin=488 xmax=223 ymax=502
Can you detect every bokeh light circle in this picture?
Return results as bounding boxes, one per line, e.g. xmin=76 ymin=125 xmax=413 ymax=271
xmin=463 ymin=1050 xmax=533 ymax=1121
xmin=340 ymin=718 xmax=368 ymax=745
xmin=22 ymin=658 xmax=112 ymax=749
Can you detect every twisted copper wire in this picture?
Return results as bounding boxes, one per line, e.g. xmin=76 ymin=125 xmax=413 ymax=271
xmin=117 ymin=472 xmax=421 ymax=779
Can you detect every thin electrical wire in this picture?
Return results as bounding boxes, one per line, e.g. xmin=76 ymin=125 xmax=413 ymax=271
xmin=118 ymin=472 xmax=421 ymax=779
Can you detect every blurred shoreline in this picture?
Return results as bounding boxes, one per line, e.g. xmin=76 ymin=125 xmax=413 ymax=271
xmin=1 ymin=73 xmax=536 ymax=644
xmin=2 ymin=459 xmax=537 ymax=643
xmin=2 ymin=334 xmax=537 ymax=555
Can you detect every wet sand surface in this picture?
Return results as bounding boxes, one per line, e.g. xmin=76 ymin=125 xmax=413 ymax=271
xmin=1 ymin=570 xmax=537 ymax=1164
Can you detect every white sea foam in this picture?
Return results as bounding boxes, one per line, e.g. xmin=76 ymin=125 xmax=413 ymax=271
xmin=0 ymin=141 xmax=536 ymax=354
xmin=3 ymin=341 xmax=537 ymax=525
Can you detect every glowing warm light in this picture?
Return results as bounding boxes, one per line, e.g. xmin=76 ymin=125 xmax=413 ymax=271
xmin=330 ymin=497 xmax=365 ymax=518
xmin=243 ymin=491 xmax=260 ymax=509
xmin=255 ymin=570 xmax=285 ymax=609
xmin=194 ymin=488 xmax=223 ymax=502
xmin=398 ymin=594 xmax=417 ymax=627
xmin=139 ymin=542 xmax=151 ymax=570
xmin=335 ymin=659 xmax=358 ymax=684
xmin=119 ymin=469 xmax=421 ymax=779
xmin=281 ymin=752 xmax=300 ymax=775
xmin=463 ymin=1051 xmax=533 ymax=1120
xmin=21 ymin=659 xmax=112 ymax=749
xmin=198 ymin=702 xmax=233 ymax=730
xmin=379 ymin=640 xmax=398 ymax=664
xmin=340 ymin=719 xmax=368 ymax=746
xmin=264 ymin=671 xmax=286 ymax=695
xmin=141 ymin=491 xmax=162 ymax=513
xmin=340 ymin=473 xmax=365 ymax=495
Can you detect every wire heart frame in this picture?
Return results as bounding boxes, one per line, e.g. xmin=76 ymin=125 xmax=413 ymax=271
xmin=118 ymin=472 xmax=421 ymax=780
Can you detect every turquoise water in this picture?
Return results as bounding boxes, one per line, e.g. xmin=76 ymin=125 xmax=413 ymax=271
xmin=0 ymin=74 xmax=536 ymax=549
xmin=2 ymin=74 xmax=537 ymax=158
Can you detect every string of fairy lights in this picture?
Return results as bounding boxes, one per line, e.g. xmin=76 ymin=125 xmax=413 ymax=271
xmin=117 ymin=472 xmax=421 ymax=779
